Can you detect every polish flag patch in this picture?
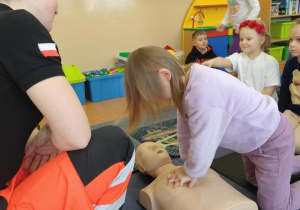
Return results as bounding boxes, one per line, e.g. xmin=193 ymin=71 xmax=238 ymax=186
xmin=38 ymin=43 xmax=60 ymax=57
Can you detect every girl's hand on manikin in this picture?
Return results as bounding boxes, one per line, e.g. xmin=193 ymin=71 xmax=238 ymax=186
xmin=167 ymin=166 xmax=197 ymax=189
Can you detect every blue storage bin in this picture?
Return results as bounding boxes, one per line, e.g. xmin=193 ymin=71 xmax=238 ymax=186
xmin=71 ymin=83 xmax=86 ymax=105
xmin=280 ymin=74 xmax=282 ymax=84
xmin=84 ymin=72 xmax=125 ymax=102
xmin=62 ymin=65 xmax=86 ymax=105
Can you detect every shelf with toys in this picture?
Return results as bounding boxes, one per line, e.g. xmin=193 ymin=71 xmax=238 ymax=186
xmin=263 ymin=0 xmax=300 ymax=43
xmin=259 ymin=0 xmax=300 ymax=73
xmin=182 ymin=0 xmax=232 ymax=63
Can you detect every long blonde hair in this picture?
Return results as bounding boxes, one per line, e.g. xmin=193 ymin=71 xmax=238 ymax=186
xmin=125 ymin=46 xmax=188 ymax=132
xmin=258 ymin=20 xmax=271 ymax=54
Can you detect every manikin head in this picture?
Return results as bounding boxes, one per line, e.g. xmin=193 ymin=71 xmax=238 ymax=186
xmin=135 ymin=142 xmax=172 ymax=177
xmin=2 ymin=0 xmax=58 ymax=31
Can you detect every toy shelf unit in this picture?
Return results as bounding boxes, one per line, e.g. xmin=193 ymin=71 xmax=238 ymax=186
xmin=182 ymin=0 xmax=231 ymax=63
xmin=261 ymin=0 xmax=300 ymax=43
xmin=258 ymin=0 xmax=300 ymax=73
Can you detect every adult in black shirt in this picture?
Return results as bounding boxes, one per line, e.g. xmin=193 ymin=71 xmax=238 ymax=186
xmin=0 ymin=0 xmax=134 ymax=209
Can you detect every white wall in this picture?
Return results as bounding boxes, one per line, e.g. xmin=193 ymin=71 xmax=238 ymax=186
xmin=50 ymin=0 xmax=194 ymax=71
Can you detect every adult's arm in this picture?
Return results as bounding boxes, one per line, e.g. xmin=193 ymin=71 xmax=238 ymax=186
xmin=26 ymin=76 xmax=91 ymax=151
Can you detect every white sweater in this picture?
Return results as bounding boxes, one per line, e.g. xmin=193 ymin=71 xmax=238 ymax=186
xmin=221 ymin=0 xmax=260 ymax=29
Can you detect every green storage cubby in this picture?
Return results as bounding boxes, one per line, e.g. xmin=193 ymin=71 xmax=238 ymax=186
xmin=270 ymin=45 xmax=284 ymax=62
xmin=271 ymin=21 xmax=295 ymax=39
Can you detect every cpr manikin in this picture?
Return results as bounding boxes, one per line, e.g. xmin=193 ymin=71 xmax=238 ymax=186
xmin=136 ymin=142 xmax=258 ymax=210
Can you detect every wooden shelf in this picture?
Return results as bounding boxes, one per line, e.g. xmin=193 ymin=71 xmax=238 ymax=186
xmin=279 ymin=60 xmax=286 ymax=74
xmin=194 ymin=4 xmax=227 ymax=8
xmin=271 ymin=37 xmax=289 ymax=43
xmin=279 ymin=60 xmax=286 ymax=65
xmin=271 ymin=14 xmax=300 ymax=19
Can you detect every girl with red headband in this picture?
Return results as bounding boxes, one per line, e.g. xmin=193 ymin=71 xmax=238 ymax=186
xmin=203 ymin=20 xmax=281 ymax=102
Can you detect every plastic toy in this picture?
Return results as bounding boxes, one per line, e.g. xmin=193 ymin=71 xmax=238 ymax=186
xmin=82 ymin=67 xmax=123 ymax=78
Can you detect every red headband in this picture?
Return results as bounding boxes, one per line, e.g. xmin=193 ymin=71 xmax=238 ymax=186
xmin=238 ymin=20 xmax=265 ymax=34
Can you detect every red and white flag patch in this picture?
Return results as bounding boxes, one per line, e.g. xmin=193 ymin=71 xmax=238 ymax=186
xmin=38 ymin=43 xmax=60 ymax=57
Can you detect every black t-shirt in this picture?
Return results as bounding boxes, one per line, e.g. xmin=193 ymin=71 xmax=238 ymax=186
xmin=0 ymin=4 xmax=64 ymax=187
xmin=185 ymin=45 xmax=217 ymax=64
xmin=278 ymin=57 xmax=300 ymax=115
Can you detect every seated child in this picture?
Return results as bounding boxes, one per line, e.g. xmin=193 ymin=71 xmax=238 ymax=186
xmin=185 ymin=30 xmax=217 ymax=64
xmin=278 ymin=19 xmax=300 ymax=154
xmin=203 ymin=20 xmax=280 ymax=101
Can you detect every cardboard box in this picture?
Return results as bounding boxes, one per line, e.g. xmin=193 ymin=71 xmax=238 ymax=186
xmin=289 ymin=0 xmax=299 ymax=14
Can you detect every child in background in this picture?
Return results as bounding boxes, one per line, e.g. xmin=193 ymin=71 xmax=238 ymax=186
xmin=124 ymin=45 xmax=300 ymax=210
xmin=278 ymin=19 xmax=300 ymax=154
xmin=203 ymin=20 xmax=280 ymax=101
xmin=185 ymin=30 xmax=217 ymax=64
xmin=216 ymin=0 xmax=260 ymax=55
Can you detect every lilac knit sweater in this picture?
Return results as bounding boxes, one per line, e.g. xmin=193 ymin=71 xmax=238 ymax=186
xmin=178 ymin=64 xmax=280 ymax=179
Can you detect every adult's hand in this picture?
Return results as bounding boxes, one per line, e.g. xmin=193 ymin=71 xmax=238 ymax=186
xmin=24 ymin=124 xmax=60 ymax=173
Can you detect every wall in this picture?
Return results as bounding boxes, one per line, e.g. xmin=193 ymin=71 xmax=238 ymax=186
xmin=50 ymin=0 xmax=194 ymax=71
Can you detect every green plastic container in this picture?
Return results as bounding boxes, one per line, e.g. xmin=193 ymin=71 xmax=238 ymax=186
xmin=271 ymin=43 xmax=289 ymax=60
xmin=270 ymin=45 xmax=285 ymax=62
xmin=63 ymin=65 xmax=86 ymax=84
xmin=271 ymin=21 xmax=295 ymax=38
xmin=119 ymin=52 xmax=130 ymax=58
xmin=62 ymin=65 xmax=86 ymax=104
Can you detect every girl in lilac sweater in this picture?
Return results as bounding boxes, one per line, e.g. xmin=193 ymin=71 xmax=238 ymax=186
xmin=125 ymin=46 xmax=300 ymax=210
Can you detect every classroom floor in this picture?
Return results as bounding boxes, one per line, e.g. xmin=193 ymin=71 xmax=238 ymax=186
xmin=40 ymin=97 xmax=128 ymax=126
xmin=82 ymin=97 xmax=128 ymax=125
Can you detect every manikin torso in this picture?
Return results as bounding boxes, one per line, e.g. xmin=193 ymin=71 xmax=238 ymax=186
xmin=139 ymin=165 xmax=257 ymax=210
